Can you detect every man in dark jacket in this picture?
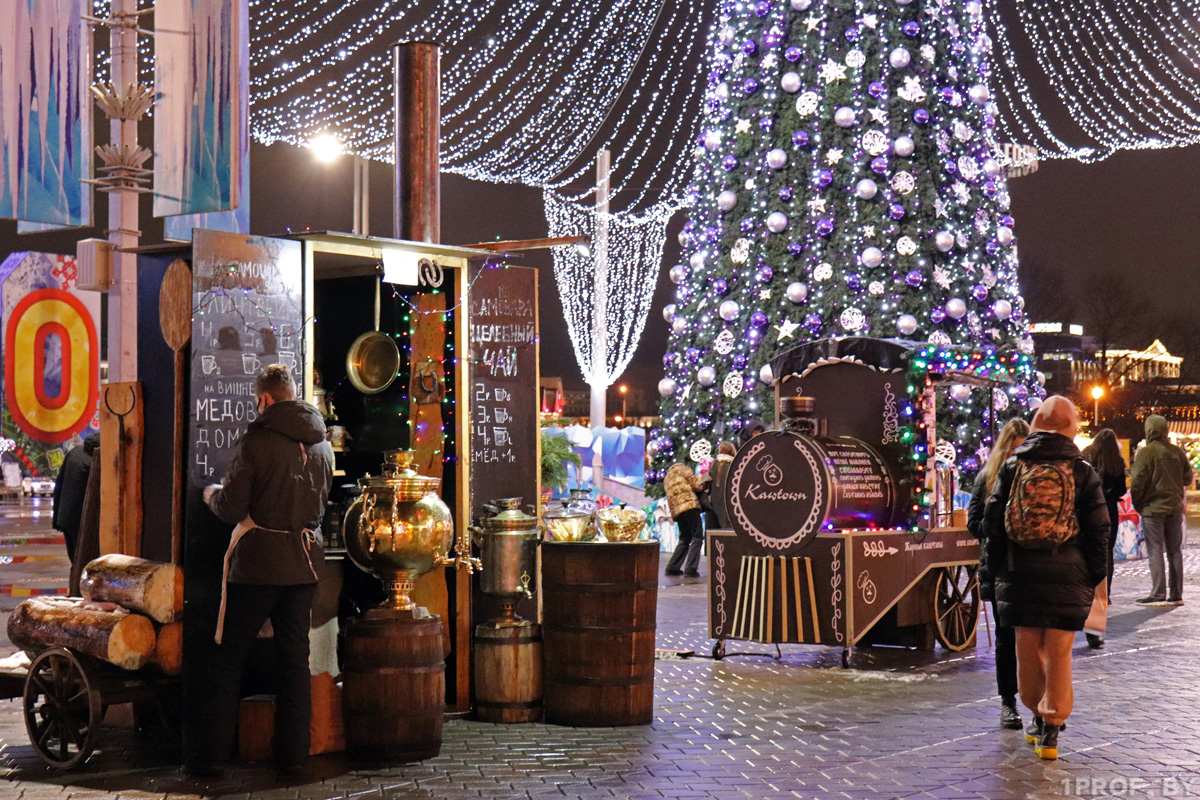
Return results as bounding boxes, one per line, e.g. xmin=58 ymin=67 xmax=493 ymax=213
xmin=983 ymin=396 xmax=1109 ymax=761
xmin=51 ymin=432 xmax=99 ymax=562
xmin=185 ymin=365 xmax=333 ymax=777
xmin=1130 ymin=414 xmax=1193 ymax=606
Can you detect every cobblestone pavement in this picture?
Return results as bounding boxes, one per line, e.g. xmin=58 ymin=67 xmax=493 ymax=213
xmin=2 ymin=505 xmax=1200 ymax=799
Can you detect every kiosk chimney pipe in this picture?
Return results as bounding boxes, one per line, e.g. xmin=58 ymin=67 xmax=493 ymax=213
xmin=393 ymin=42 xmax=441 ymax=243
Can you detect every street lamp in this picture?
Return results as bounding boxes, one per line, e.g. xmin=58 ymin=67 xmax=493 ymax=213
xmin=1091 ymin=385 xmax=1105 ymax=427
xmin=310 ymin=133 xmax=370 ymax=235
xmin=619 ymin=384 xmax=627 ymax=427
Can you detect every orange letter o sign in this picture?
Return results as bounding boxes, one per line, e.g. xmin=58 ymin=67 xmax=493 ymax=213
xmin=4 ymin=289 xmax=99 ymax=444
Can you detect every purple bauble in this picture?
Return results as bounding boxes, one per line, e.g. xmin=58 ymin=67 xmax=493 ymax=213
xmin=889 ymin=203 xmax=906 ymax=220
xmin=763 ymin=29 xmax=783 ymax=48
xmin=816 ymin=217 xmax=835 ymax=236
xmin=740 ymin=218 xmax=756 ymax=233
xmin=743 ymin=78 xmax=759 ymax=95
xmin=662 ymin=352 xmax=677 ymax=367
xmin=805 ymin=313 xmax=822 ymax=329
xmin=722 ymin=155 xmax=739 ymax=171
xmin=697 ymin=416 xmax=711 ymax=429
xmin=906 ymin=270 xmax=923 ymax=287
xmin=931 ymin=308 xmax=946 ymax=324
xmin=986 ymin=241 xmax=999 ymax=255
xmin=750 ymin=312 xmax=768 ymax=328
xmin=743 ymin=39 xmax=757 ymax=55
xmin=914 ymin=108 xmax=930 ymax=125
xmin=944 ymin=158 xmax=957 ymax=174
xmin=1000 ymin=215 xmax=1015 ymax=228
xmin=685 ymin=347 xmax=700 ymax=363
xmin=754 ymin=0 xmax=770 ymax=16
xmin=983 ymin=180 xmax=998 ymax=195
xmin=868 ymin=81 xmax=886 ymax=98
xmin=793 ymin=130 xmax=811 ymax=147
xmin=787 ymin=242 xmax=804 ymax=255
xmin=760 ymin=116 xmax=774 ymax=132
xmin=747 ymin=327 xmax=762 ymax=342
xmin=817 ymin=169 xmax=834 ymax=187
xmin=973 ymin=284 xmax=989 ymax=301
xmin=756 ymin=265 xmax=773 ymax=283
xmin=871 ymin=156 xmax=889 ymax=174
xmin=961 ymin=457 xmax=979 ymax=474
xmin=785 ymin=46 xmax=803 ymax=62
xmin=729 ymin=418 xmax=743 ymax=431
xmin=1012 ymin=385 xmax=1029 ymax=402
xmin=733 ymin=353 xmax=748 ymax=368
xmin=779 ymin=187 xmax=793 ymax=201
xmin=845 ymin=273 xmax=862 ymax=290
xmin=713 ymin=278 xmax=729 ymax=294
xmin=845 ymin=27 xmax=860 ymax=42
xmin=940 ymin=87 xmax=956 ymax=104
xmin=903 ymin=20 xmax=921 ymax=36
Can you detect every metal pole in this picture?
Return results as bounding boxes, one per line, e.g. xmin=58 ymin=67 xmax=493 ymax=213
xmin=393 ymin=42 xmax=440 ymax=243
xmin=353 ymin=155 xmax=370 ymax=236
xmin=1094 ymin=397 xmax=1100 ymax=427
xmin=353 ymin=155 xmax=362 ymax=234
xmin=589 ymin=149 xmax=610 ymax=432
xmin=107 ymin=0 xmax=140 ymax=382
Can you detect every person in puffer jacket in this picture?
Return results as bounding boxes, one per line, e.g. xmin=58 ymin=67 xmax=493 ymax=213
xmin=983 ymin=396 xmax=1109 ymax=761
xmin=1130 ymin=414 xmax=1194 ymax=606
xmin=663 ymin=461 xmax=709 ymax=577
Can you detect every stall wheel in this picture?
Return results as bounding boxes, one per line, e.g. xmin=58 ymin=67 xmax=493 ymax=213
xmin=23 ymin=648 xmax=102 ymax=769
xmin=933 ymin=564 xmax=980 ymax=652
xmin=712 ymin=640 xmax=727 ymax=660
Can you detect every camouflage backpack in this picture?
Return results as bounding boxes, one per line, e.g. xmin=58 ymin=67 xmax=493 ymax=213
xmin=1004 ymin=460 xmax=1078 ymax=549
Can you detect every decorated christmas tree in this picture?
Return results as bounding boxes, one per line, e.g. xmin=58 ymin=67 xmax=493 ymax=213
xmin=651 ymin=0 xmax=1041 ymax=488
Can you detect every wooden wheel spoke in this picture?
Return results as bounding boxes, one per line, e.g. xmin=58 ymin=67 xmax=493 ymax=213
xmin=33 ymin=716 xmax=55 ymax=748
xmin=28 ymin=672 xmax=53 ymax=698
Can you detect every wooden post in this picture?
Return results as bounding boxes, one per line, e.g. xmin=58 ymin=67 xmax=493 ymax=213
xmin=99 ymin=382 xmax=143 ymax=556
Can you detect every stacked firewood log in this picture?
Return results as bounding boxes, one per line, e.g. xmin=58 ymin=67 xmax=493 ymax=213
xmin=7 ymin=555 xmax=183 ymax=673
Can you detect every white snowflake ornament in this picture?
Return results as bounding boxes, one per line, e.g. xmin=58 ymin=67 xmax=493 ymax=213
xmin=689 ymin=439 xmax=713 ymax=463
xmin=896 ymin=236 xmax=918 ymax=256
xmin=891 ymin=172 xmax=916 ymax=195
xmin=957 ymin=156 xmax=980 ymax=181
xmin=731 ymin=238 xmax=751 ymax=264
xmin=845 ymin=50 xmax=866 ymax=69
xmin=868 ymin=281 xmax=885 ymax=295
xmin=813 ymin=262 xmax=834 ymax=281
xmin=928 ymin=331 xmax=952 ymax=345
xmin=714 ymin=330 xmax=736 ymax=355
xmin=933 ymin=265 xmax=952 ymax=288
xmin=795 ymin=92 xmax=820 ymax=116
xmin=862 ymin=130 xmax=889 ymax=155
xmin=840 ymin=307 xmax=866 ymax=331
xmin=722 ymin=372 xmax=744 ymax=398
xmin=920 ymin=44 xmax=936 ymax=62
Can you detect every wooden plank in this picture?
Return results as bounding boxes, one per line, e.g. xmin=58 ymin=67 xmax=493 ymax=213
xmin=99 ymin=382 xmax=143 ymax=556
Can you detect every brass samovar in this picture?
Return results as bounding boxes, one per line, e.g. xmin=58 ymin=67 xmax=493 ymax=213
xmin=344 ymin=450 xmax=477 ymax=611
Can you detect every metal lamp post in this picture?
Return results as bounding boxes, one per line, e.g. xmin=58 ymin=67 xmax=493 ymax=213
xmin=1091 ymin=385 xmax=1105 ymax=427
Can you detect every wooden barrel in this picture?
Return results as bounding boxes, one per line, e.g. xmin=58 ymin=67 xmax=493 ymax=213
xmin=473 ymin=623 xmax=543 ymax=723
xmin=541 ymin=541 xmax=658 ymax=726
xmin=342 ymin=613 xmax=444 ymax=761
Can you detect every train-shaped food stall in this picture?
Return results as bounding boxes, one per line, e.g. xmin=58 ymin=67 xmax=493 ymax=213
xmin=707 ymin=337 xmax=1033 ymax=667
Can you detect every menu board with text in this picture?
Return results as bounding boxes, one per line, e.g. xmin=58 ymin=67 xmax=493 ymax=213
xmin=467 ymin=264 xmax=538 ymax=517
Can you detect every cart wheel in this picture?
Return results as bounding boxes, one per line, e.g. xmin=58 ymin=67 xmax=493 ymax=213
xmin=23 ymin=648 xmax=102 ymax=769
xmin=712 ymin=640 xmax=726 ymax=660
xmin=933 ymin=564 xmax=980 ymax=652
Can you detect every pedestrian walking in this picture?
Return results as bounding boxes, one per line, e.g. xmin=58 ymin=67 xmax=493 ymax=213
xmin=1081 ymin=429 xmax=1127 ymax=610
xmin=983 ymin=396 xmax=1109 ymax=760
xmin=51 ymin=432 xmax=99 ymax=564
xmin=702 ymin=441 xmax=736 ymax=530
xmin=663 ymin=461 xmax=710 ymax=578
xmin=967 ymin=416 xmax=1029 ymax=730
xmin=183 ymin=365 xmax=334 ymax=777
xmin=1130 ymin=414 xmax=1193 ymax=607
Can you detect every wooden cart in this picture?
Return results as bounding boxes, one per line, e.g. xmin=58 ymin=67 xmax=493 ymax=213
xmin=704 ymin=337 xmax=1027 ymax=667
xmin=0 ymin=648 xmax=178 ymax=769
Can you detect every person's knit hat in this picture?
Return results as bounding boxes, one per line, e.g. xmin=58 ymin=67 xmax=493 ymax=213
xmin=1030 ymin=395 xmax=1079 ymax=439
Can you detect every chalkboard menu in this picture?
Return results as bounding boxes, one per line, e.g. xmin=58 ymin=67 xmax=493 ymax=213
xmin=189 ymin=230 xmax=304 ymax=483
xmin=467 ymin=264 xmax=538 ymax=518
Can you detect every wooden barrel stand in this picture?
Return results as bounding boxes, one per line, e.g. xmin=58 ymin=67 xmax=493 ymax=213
xmin=541 ymin=541 xmax=658 ymax=727
xmin=473 ymin=623 xmax=543 ymax=723
xmin=342 ymin=612 xmax=444 ymax=762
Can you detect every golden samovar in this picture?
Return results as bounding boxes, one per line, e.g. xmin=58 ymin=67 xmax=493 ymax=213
xmin=344 ymin=450 xmax=476 ymax=611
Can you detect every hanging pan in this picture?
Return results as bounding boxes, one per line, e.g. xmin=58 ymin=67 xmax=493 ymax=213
xmin=346 ymin=277 xmax=400 ymax=394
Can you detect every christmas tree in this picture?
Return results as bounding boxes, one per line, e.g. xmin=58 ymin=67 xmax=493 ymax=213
xmin=651 ymin=0 xmax=1041 ymax=488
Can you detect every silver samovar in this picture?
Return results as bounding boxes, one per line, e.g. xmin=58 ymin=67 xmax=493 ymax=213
xmin=344 ymin=450 xmax=477 ymax=612
xmin=474 ymin=498 xmax=540 ymax=626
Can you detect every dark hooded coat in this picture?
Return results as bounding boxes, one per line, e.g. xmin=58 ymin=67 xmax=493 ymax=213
xmin=52 ymin=433 xmax=100 ymax=558
xmin=983 ymin=431 xmax=1110 ymax=631
xmin=1130 ymin=415 xmax=1193 ymax=517
xmin=207 ymin=400 xmax=333 ymax=585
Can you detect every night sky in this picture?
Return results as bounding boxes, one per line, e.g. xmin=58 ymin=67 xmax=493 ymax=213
xmin=2 ymin=136 xmax=1198 ymax=399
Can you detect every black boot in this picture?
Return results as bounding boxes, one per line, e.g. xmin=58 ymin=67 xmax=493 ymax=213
xmin=1086 ymin=632 xmax=1104 ymax=648
xmin=1024 ymin=715 xmax=1042 ymax=744
xmin=1000 ymin=699 xmax=1022 ymax=730
xmin=1036 ymin=722 xmax=1061 ymax=760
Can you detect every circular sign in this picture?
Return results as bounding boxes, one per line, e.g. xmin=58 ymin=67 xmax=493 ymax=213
xmin=4 ymin=289 xmax=99 ymax=444
xmin=725 ymin=432 xmax=831 ymax=550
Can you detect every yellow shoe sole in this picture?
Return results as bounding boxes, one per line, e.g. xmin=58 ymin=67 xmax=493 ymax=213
xmin=1024 ymin=732 xmax=1038 ymax=744
xmin=1035 ymin=745 xmax=1058 ymax=760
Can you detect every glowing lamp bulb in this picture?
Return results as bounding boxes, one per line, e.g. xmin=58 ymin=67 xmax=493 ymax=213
xmin=310 ymin=132 xmax=344 ymax=162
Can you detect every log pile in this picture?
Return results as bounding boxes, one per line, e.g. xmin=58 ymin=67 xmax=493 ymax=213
xmin=8 ymin=557 xmax=185 ymax=673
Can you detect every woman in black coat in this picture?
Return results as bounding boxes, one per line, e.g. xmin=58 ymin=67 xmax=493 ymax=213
xmin=982 ymin=396 xmax=1109 ymax=760
xmin=966 ymin=417 xmax=1029 ymax=730
xmin=1082 ymin=428 xmax=1127 ymax=606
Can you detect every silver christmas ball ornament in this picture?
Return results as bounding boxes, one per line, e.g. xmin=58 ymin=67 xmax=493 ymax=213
xmin=759 ymin=364 xmax=774 ymax=385
xmin=719 ymin=300 xmax=740 ymax=321
xmin=897 ymin=314 xmax=919 ymax=335
xmin=889 ymin=47 xmax=912 ymax=69
xmin=968 ymin=84 xmax=990 ymax=105
xmin=996 ymin=226 xmax=1013 ymax=245
xmin=698 ymin=366 xmax=717 ymax=387
xmin=780 ymin=71 xmax=802 ymax=93
xmin=689 ymin=250 xmax=706 ymax=269
xmin=790 ymin=0 xmax=812 ymax=9
xmin=669 ymin=264 xmax=687 ymax=285
xmin=671 ymin=316 xmax=688 ymax=334
xmin=861 ymin=246 xmax=884 ymax=268
xmin=717 ymin=189 xmax=738 ymax=211
xmin=946 ymin=298 xmax=968 ymax=319
xmin=983 ymin=157 xmax=1002 ymax=178
xmin=855 ymin=178 xmax=878 ymax=199
xmin=894 ymin=135 xmax=915 ymax=157
xmin=834 ymin=107 xmax=857 ymax=127
xmin=703 ymin=130 xmax=722 ymax=151
xmin=766 ymin=211 xmax=789 ymax=233
xmin=935 ymin=231 xmax=955 ymax=252
xmin=715 ymin=82 xmax=730 ymax=101
xmin=658 ymin=378 xmax=677 ymax=398
xmin=786 ymin=281 xmax=808 ymax=303
xmin=663 ymin=303 xmax=676 ymax=322
xmin=766 ymin=148 xmax=789 ymax=169
xmin=992 ymin=299 xmax=1013 ymax=320
xmin=949 ymin=384 xmax=972 ymax=402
